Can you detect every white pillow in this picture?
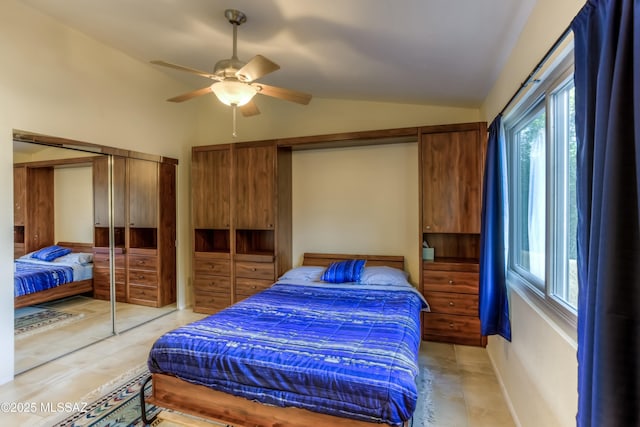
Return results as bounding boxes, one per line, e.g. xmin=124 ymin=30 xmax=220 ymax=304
xmin=359 ymin=266 xmax=411 ymax=286
xmin=278 ymin=266 xmax=325 ymax=282
xmin=53 ymin=252 xmax=94 ymax=265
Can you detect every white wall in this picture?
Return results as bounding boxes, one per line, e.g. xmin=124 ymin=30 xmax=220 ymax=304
xmin=480 ymin=0 xmax=584 ymax=426
xmin=292 ymin=143 xmax=419 ymax=282
xmin=54 ymin=166 xmax=94 ymax=244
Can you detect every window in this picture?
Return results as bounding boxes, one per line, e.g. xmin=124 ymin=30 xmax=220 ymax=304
xmin=505 ymin=51 xmax=577 ymax=323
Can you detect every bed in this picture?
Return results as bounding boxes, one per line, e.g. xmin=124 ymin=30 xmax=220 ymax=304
xmin=14 ymin=242 xmax=94 ymax=309
xmin=145 ymin=253 xmax=428 ymax=427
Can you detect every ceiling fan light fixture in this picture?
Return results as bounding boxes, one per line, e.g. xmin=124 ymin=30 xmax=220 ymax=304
xmin=211 ymin=80 xmax=257 ymax=106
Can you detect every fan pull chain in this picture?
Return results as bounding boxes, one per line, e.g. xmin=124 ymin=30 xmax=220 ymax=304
xmin=232 ymin=103 xmax=238 ymax=138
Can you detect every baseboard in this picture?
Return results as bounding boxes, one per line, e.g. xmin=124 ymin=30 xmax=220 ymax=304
xmin=486 ymin=341 xmax=522 ymax=427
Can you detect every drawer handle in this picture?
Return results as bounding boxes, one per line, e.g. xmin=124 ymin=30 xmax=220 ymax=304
xmin=448 ymin=280 xmax=454 ymax=285
xmin=251 ymin=268 xmax=257 ymax=271
xmin=137 ymin=275 xmax=144 ymax=279
xmin=251 ymin=285 xmax=256 ymax=289
xmin=448 ymin=302 xmax=455 ymax=306
xmin=449 ymin=322 xmax=455 ymax=329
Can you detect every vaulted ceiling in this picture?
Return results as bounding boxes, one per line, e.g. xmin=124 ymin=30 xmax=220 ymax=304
xmin=21 ymin=0 xmax=536 ymax=108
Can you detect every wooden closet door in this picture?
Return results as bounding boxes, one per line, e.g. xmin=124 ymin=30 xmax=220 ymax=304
xmin=13 ymin=166 xmax=26 ymax=226
xmin=93 ymin=156 xmax=126 ymax=227
xmin=192 ymin=148 xmax=230 ymax=229
xmin=26 ymin=167 xmax=54 ymax=252
xmin=421 ymin=128 xmax=482 ymax=234
xmin=128 ymin=158 xmax=158 ymax=228
xmin=233 ymin=145 xmax=275 ymax=230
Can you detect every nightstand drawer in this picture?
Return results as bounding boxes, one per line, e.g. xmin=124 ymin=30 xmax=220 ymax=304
xmin=423 ymin=270 xmax=479 ymax=294
xmin=423 ymin=312 xmax=484 ymax=346
xmin=424 ymin=291 xmax=478 ymax=316
xmin=235 ymin=261 xmax=275 ymax=280
xmin=194 ymin=289 xmax=231 ymax=312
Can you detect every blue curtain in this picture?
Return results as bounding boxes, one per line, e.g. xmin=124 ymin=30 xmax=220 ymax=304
xmin=572 ymin=1 xmax=640 ymax=425
xmin=479 ymin=116 xmax=511 ymax=341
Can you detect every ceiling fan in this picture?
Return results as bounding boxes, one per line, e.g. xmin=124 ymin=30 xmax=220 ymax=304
xmin=151 ymin=9 xmax=312 ymax=119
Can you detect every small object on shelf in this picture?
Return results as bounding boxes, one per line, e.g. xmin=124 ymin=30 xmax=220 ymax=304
xmin=423 ymin=247 xmax=434 ymax=261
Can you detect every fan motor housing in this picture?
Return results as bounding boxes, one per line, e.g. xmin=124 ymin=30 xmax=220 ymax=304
xmin=213 ymin=57 xmax=246 ymax=79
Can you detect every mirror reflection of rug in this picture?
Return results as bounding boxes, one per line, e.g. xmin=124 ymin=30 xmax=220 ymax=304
xmin=14 ymin=307 xmax=84 ymax=338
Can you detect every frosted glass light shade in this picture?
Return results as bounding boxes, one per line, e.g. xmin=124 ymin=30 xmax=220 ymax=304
xmin=211 ymin=80 xmax=257 ymax=106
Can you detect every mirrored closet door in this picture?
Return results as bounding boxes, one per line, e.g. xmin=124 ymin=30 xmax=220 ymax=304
xmin=13 ymin=135 xmax=177 ymax=374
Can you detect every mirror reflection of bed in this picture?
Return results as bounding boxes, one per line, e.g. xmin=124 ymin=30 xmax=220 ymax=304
xmin=13 ymin=138 xmax=177 ymax=374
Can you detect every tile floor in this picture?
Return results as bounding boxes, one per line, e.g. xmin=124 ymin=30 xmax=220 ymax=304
xmin=1 ymin=309 xmax=515 ymax=426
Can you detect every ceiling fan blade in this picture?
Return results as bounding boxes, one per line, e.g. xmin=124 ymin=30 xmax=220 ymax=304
xmin=253 ymin=83 xmax=312 ymax=105
xmin=151 ymin=60 xmax=220 ymax=80
xmin=236 ymin=55 xmax=280 ymax=82
xmin=239 ymin=99 xmax=260 ymax=117
xmin=167 ymin=86 xmax=213 ymax=102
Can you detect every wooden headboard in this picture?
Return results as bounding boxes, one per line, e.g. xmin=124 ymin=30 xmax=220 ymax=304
xmin=302 ymin=253 xmax=404 ymax=270
xmin=57 ymin=241 xmax=94 ymax=253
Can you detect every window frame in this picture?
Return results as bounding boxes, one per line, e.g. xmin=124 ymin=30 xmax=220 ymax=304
xmin=503 ymin=48 xmax=577 ymax=334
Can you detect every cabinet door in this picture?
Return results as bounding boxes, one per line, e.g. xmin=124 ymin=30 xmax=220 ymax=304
xmin=422 ymin=128 xmax=483 ymax=233
xmin=192 ymin=148 xmax=230 ymax=229
xmin=234 ymin=145 xmax=275 ymax=229
xmin=13 ymin=166 xmax=26 ymax=226
xmin=128 ymin=158 xmax=158 ymax=228
xmin=93 ymin=156 xmax=126 ymax=227
xmin=26 ymin=167 xmax=54 ymax=252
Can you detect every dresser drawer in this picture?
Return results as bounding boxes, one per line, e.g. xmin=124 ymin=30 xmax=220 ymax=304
xmin=423 ymin=270 xmax=479 ymax=294
xmin=423 ymin=313 xmax=484 ymax=346
xmin=194 ymin=256 xmax=230 ymax=276
xmin=235 ymin=261 xmax=275 ymax=280
xmin=194 ymin=275 xmax=231 ymax=293
xmin=128 ymin=254 xmax=158 ymax=271
xmin=128 ymin=284 xmax=158 ymax=306
xmin=93 ymin=252 xmax=125 ymax=268
xmin=194 ymin=289 xmax=231 ymax=313
xmin=128 ymin=269 xmax=158 ymax=287
xmin=235 ymin=277 xmax=273 ymax=300
xmin=424 ymin=291 xmax=478 ymax=316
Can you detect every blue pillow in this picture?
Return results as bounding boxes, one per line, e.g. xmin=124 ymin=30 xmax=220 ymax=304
xmin=31 ymin=245 xmax=72 ymax=262
xmin=321 ymin=259 xmax=366 ymax=283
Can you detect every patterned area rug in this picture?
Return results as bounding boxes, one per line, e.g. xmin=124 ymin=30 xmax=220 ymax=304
xmin=14 ymin=307 xmax=84 ymax=338
xmin=51 ymin=366 xmax=162 ymax=427
xmin=48 ymin=362 xmax=435 ymax=427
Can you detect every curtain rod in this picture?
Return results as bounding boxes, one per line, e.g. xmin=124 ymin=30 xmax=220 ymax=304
xmin=497 ymin=23 xmax=573 ymax=118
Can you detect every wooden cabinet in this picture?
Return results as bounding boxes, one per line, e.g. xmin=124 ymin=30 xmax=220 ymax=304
xmin=191 ymin=141 xmax=291 ymax=314
xmin=93 ymin=156 xmax=126 ymax=228
xmin=192 ymin=147 xmax=231 ymax=229
xmin=13 ymin=165 xmax=55 ymax=257
xmin=193 ymin=253 xmax=231 ymax=313
xmin=128 ymin=158 xmax=158 ymax=228
xmin=234 ymin=144 xmax=276 ymax=230
xmin=93 ymin=249 xmax=126 ymax=302
xmin=421 ymin=123 xmax=484 ymax=234
xmin=92 ymin=156 xmax=176 ymax=308
xmin=422 ymin=260 xmax=486 ymax=346
xmin=419 ymin=122 xmax=487 ymax=346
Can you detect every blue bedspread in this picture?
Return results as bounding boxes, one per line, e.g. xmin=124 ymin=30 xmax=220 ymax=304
xmin=14 ymin=259 xmax=74 ymax=297
xmin=148 ymin=282 xmax=427 ymax=425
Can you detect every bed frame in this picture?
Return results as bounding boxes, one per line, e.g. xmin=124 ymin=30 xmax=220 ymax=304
xmin=14 ymin=242 xmax=94 ymax=309
xmin=145 ymin=253 xmax=409 ymax=427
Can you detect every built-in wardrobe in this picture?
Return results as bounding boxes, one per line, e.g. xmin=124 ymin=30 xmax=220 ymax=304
xmin=190 ymin=122 xmax=487 ymax=347
xmin=92 ymin=156 xmax=177 ymax=307
xmin=191 ymin=141 xmax=291 ymax=314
